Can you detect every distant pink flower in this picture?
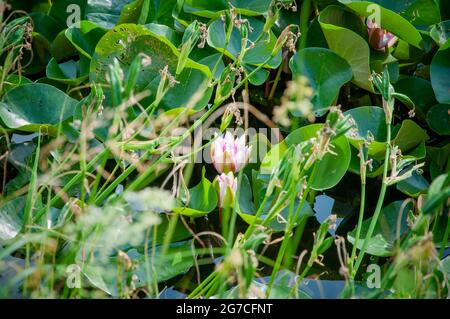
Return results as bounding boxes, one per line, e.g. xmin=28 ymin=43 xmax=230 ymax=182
xmin=210 ymin=132 xmax=251 ymax=174
xmin=367 ymin=19 xmax=398 ymax=51
xmin=215 ymin=172 xmax=238 ymax=208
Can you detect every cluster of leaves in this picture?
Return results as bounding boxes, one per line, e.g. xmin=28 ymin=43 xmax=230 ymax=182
xmin=0 ymin=0 xmax=449 ymax=299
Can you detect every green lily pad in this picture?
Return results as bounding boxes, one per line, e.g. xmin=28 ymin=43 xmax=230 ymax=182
xmin=430 ymin=40 xmax=450 ymax=104
xmin=290 ymin=48 xmax=352 ymax=117
xmin=393 ymin=119 xmax=429 ymax=153
xmin=173 ymin=172 xmax=218 ymax=218
xmin=29 ymin=12 xmax=63 ymax=42
xmin=401 ymin=0 xmax=441 ymax=27
xmin=181 ymin=0 xmax=271 ymax=18
xmin=46 ymin=57 xmax=90 ymax=85
xmin=344 ymin=106 xmax=387 ymax=157
xmin=86 ymin=0 xmax=144 ymax=28
xmin=83 ymin=240 xmax=196 ymax=297
xmin=394 ymin=76 xmax=438 ymax=119
xmin=90 ymin=23 xmax=212 ymax=110
xmin=0 ymin=83 xmax=78 ymax=134
xmin=49 ymin=0 xmax=87 ymax=26
xmin=348 ymin=201 xmax=413 ymax=257
xmin=430 ymin=20 xmax=450 ymax=46
xmin=262 ymin=124 xmax=351 ymax=190
xmin=0 ymin=197 xmax=25 ymax=242
xmin=339 ymin=0 xmax=424 ymax=49
xmin=65 ymin=20 xmax=107 ymax=59
xmin=207 ymin=16 xmax=282 ymax=70
xmin=50 ymin=30 xmax=78 ymax=61
xmin=397 ymin=171 xmax=429 ymax=197
xmin=426 ymin=104 xmax=450 ymax=136
xmin=319 ymin=5 xmax=374 ymax=92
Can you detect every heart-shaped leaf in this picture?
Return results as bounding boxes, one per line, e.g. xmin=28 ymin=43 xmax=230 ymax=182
xmin=90 ymin=23 xmax=212 ymax=111
xmin=261 ymin=124 xmax=351 ymax=190
xmin=426 ymin=104 xmax=450 ymax=136
xmin=430 ymin=40 xmax=450 ymax=104
xmin=348 ymin=201 xmax=413 ymax=257
xmin=339 ymin=0 xmax=424 ymax=49
xmin=290 ymin=48 xmax=353 ymax=117
xmin=0 ymin=83 xmax=78 ymax=133
xmin=319 ymin=5 xmax=374 ymax=92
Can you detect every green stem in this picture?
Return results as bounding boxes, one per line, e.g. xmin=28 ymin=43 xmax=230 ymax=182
xmin=266 ymin=164 xmax=319 ymax=296
xmin=268 ymin=61 xmax=283 ymax=100
xmin=298 ymin=0 xmax=312 ymax=50
xmin=348 ymin=165 xmax=366 ymax=277
xmin=353 ymin=123 xmax=391 ymax=276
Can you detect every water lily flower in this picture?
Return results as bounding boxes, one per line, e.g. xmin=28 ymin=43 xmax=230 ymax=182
xmin=367 ymin=19 xmax=398 ymax=51
xmin=211 ymin=132 xmax=251 ymax=174
xmin=214 ymin=172 xmax=238 ymax=208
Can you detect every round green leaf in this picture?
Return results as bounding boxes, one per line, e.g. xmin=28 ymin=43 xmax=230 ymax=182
xmin=344 ymin=106 xmax=387 ymax=157
xmin=0 ymin=197 xmax=25 ymax=242
xmin=394 ymin=76 xmax=437 ymax=118
xmin=339 ymin=0 xmax=424 ymax=49
xmin=173 ymin=173 xmax=218 ymax=218
xmin=181 ymin=0 xmax=271 ymax=18
xmin=396 ymin=171 xmax=429 ymax=197
xmin=0 ymin=83 xmax=78 ymax=133
xmin=262 ymin=124 xmax=351 ymax=190
xmin=426 ymin=104 xmax=450 ymax=135
xmin=430 ymin=40 xmax=450 ymax=104
xmin=348 ymin=201 xmax=413 ymax=257
xmin=65 ymin=20 xmax=107 ymax=59
xmin=319 ymin=5 xmax=374 ymax=92
xmin=46 ymin=57 xmax=89 ymax=85
xmin=430 ymin=20 xmax=450 ymax=46
xmin=207 ymin=17 xmax=281 ymax=70
xmin=90 ymin=23 xmax=212 ymax=110
xmin=290 ymin=48 xmax=353 ymax=116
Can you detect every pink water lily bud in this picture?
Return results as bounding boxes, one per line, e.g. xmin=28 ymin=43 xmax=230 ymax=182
xmin=210 ymin=132 xmax=251 ymax=174
xmin=367 ymin=19 xmax=398 ymax=52
xmin=215 ymin=172 xmax=238 ymax=208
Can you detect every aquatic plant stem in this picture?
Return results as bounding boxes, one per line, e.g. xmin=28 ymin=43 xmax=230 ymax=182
xmin=266 ymin=164 xmax=319 ymax=296
xmin=298 ymin=0 xmax=311 ymax=50
xmin=348 ymin=145 xmax=367 ymax=277
xmin=268 ymin=61 xmax=283 ymax=100
xmin=353 ymin=123 xmax=392 ymax=276
xmin=348 ymin=184 xmax=365 ymax=276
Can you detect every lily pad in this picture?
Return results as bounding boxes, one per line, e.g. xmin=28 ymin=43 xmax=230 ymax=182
xmin=348 ymin=201 xmax=413 ymax=257
xmin=430 ymin=20 xmax=450 ymax=46
xmin=173 ymin=173 xmax=218 ymax=218
xmin=181 ymin=0 xmax=271 ymax=18
xmin=430 ymin=40 xmax=450 ymax=104
xmin=65 ymin=20 xmax=107 ymax=59
xmin=261 ymin=124 xmax=351 ymax=190
xmin=207 ymin=16 xmax=282 ymax=70
xmin=290 ymin=48 xmax=353 ymax=116
xmin=0 ymin=197 xmax=25 ymax=242
xmin=0 ymin=83 xmax=78 ymax=133
xmin=426 ymin=104 xmax=450 ymax=136
xmin=394 ymin=76 xmax=438 ymax=118
xmin=46 ymin=57 xmax=90 ymax=85
xmin=339 ymin=0 xmax=424 ymax=49
xmin=319 ymin=5 xmax=374 ymax=92
xmin=344 ymin=106 xmax=387 ymax=157
xmin=397 ymin=171 xmax=430 ymax=197
xmin=86 ymin=0 xmax=143 ymax=28
xmin=90 ymin=23 xmax=212 ymax=110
